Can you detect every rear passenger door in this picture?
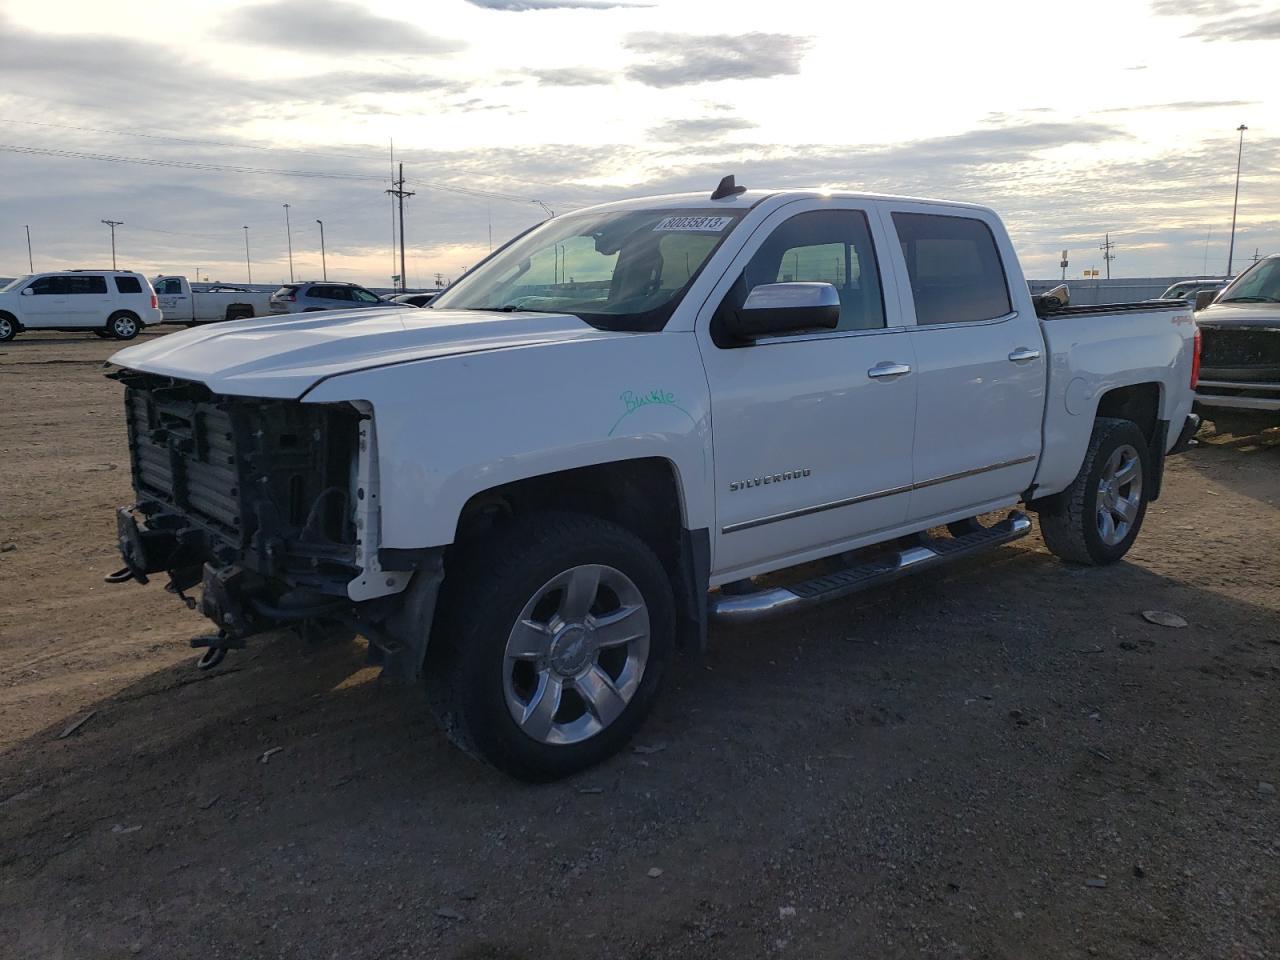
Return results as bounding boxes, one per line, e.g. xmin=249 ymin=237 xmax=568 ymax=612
xmin=66 ymin=275 xmax=111 ymax=326
xmin=880 ymin=205 xmax=1044 ymax=523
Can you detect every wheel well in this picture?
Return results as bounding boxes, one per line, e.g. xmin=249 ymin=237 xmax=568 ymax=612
xmin=450 ymin=458 xmax=705 ymax=647
xmin=455 ymin=458 xmax=685 ymax=556
xmin=1095 ymin=382 xmax=1160 ymax=441
xmin=109 ymin=309 xmax=140 ymax=321
xmin=224 ymin=303 xmax=254 ymax=320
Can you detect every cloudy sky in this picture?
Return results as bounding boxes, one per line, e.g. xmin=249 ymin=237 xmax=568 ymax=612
xmin=0 ymin=0 xmax=1276 ymax=286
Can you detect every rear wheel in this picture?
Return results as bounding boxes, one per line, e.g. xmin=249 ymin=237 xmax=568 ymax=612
xmin=1038 ymin=417 xmax=1150 ymax=565
xmin=0 ymin=315 xmax=15 ymax=342
xmin=225 ymin=305 xmax=254 ymax=322
xmin=108 ymin=312 xmax=140 ymax=340
xmin=427 ymin=511 xmax=674 ymax=781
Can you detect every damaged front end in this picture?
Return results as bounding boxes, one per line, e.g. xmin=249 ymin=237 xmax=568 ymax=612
xmin=108 ymin=370 xmax=440 ymax=675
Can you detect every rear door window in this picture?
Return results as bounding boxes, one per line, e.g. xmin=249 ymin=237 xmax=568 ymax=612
xmin=67 ymin=275 xmax=108 ymax=295
xmin=115 ymin=276 xmax=143 ymax=294
xmin=892 ymin=213 xmax=1012 ymax=325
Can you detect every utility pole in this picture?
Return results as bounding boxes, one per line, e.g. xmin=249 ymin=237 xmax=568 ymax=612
xmin=282 ymin=204 xmax=294 ymax=282
xmin=101 ymin=219 xmax=123 ymax=270
xmin=1227 ymin=124 xmax=1248 ymax=277
xmin=1251 ymin=248 xmax=1262 ymax=264
xmin=315 ymin=219 xmax=327 ymax=280
xmin=1100 ymin=233 xmax=1116 ymax=280
xmin=243 ymin=226 xmax=252 ymax=283
xmin=386 ymin=163 xmax=414 ymax=293
xmin=1060 ymin=248 xmax=1069 ymax=282
xmin=24 ymin=225 xmax=32 ymax=272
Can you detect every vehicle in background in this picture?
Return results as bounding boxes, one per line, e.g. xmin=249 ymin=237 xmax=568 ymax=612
xmin=268 ymin=281 xmax=399 ymax=315
xmin=1160 ymin=278 xmax=1228 ymax=304
xmin=390 ymin=292 xmax=441 ymax=307
xmin=0 ymin=270 xmax=161 ymax=342
xmin=153 ymin=276 xmax=271 ymax=325
xmin=107 ymin=180 xmax=1199 ymax=780
xmin=1192 ymin=254 xmax=1280 ymax=433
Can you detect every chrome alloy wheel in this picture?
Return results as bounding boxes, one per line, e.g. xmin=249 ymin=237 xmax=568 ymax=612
xmin=0 ymin=317 xmax=12 ymax=340
xmin=112 ymin=315 xmax=138 ymax=338
xmin=502 ymin=564 xmax=650 ymax=746
xmin=1096 ymin=443 xmax=1142 ymax=546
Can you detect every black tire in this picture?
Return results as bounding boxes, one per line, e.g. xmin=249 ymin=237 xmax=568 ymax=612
xmin=1038 ymin=417 xmax=1151 ymax=565
xmin=426 ymin=511 xmax=675 ymax=781
xmin=0 ymin=314 xmax=17 ymax=342
xmin=225 ymin=305 xmax=254 ymax=322
xmin=108 ymin=311 xmax=140 ymax=340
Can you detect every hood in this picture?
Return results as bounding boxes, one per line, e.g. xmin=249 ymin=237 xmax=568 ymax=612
xmin=110 ymin=307 xmax=627 ymax=397
xmin=1196 ymin=302 xmax=1280 ymax=332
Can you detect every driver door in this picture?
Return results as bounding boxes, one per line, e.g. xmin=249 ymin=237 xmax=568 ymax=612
xmin=697 ymin=200 xmax=918 ymax=580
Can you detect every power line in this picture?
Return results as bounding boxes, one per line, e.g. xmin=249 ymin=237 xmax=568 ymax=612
xmin=0 ymin=116 xmax=382 ymax=164
xmin=1 ymin=143 xmax=561 ymax=208
xmin=1100 ymin=233 xmax=1117 ymax=280
xmin=387 ymin=163 xmax=414 ymax=294
xmin=0 ymin=143 xmax=384 ymax=181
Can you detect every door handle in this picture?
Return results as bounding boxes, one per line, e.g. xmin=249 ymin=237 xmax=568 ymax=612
xmin=867 ymin=361 xmax=912 ymax=379
xmin=1008 ymin=347 xmax=1041 ymax=362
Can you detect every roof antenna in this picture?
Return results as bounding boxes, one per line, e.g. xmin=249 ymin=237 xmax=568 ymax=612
xmin=710 ymin=174 xmax=746 ymax=201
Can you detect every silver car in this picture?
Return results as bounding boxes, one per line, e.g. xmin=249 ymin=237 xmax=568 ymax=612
xmin=269 ymin=281 xmax=399 ymax=314
xmin=1159 ymin=278 xmax=1227 ymax=305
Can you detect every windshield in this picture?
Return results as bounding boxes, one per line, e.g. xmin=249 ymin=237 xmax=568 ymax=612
xmin=1 ymin=275 xmax=32 ymax=293
xmin=1218 ymin=258 xmax=1280 ymax=303
xmin=431 ymin=208 xmax=745 ymax=331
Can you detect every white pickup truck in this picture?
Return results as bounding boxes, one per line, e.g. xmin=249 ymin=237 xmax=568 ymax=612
xmin=106 ymin=180 xmax=1201 ymax=780
xmin=153 ymin=276 xmax=271 ymax=325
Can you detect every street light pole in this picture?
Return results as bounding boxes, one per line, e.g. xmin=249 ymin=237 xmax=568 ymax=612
xmin=101 ymin=219 xmax=123 ymax=270
xmin=24 ymin=225 xmax=32 ymax=272
xmin=316 ymin=219 xmax=327 ymax=281
xmin=1226 ymin=124 xmax=1248 ymax=277
xmin=243 ymin=226 xmax=252 ymax=283
xmin=283 ymin=203 xmax=294 ymax=283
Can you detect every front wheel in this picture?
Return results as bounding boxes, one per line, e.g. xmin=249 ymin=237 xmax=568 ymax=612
xmin=1037 ymin=417 xmax=1151 ymax=565
xmin=0 ymin=315 xmax=16 ymax=342
xmin=427 ymin=512 xmax=674 ymax=781
xmin=108 ymin=312 xmax=140 ymax=340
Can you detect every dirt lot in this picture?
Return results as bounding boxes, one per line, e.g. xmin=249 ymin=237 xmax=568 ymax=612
xmin=1 ymin=330 xmax=1277 ymax=960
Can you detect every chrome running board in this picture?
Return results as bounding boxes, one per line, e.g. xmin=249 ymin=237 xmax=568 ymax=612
xmin=710 ymin=511 xmax=1033 ymax=624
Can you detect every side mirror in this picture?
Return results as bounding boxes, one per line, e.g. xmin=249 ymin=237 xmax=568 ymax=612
xmin=20 ymin=287 xmax=34 ymax=296
xmin=1193 ymin=290 xmax=1217 ymax=311
xmin=725 ymin=282 xmax=840 ymax=341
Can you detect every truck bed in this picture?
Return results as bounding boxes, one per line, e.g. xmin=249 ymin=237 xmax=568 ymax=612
xmin=1034 ymin=298 xmax=1189 ymax=320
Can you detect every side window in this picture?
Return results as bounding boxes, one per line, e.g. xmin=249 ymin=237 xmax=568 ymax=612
xmin=892 ymin=213 xmax=1012 ymax=325
xmin=115 ymin=276 xmax=143 ymax=294
xmin=154 ymin=279 xmax=180 ymax=295
xmin=30 ymin=276 xmax=67 ymax=295
xmin=351 ymin=287 xmax=380 ymax=303
xmin=742 ymin=210 xmax=885 ymax=332
xmin=67 ymin=276 xmax=108 ymax=295
xmin=326 ymin=286 xmax=353 ymax=301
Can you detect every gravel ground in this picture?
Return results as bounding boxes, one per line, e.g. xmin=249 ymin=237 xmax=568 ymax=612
xmin=1 ymin=330 xmax=1277 ymax=960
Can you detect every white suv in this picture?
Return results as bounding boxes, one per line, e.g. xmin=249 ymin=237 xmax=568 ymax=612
xmin=0 ymin=270 xmax=162 ymax=341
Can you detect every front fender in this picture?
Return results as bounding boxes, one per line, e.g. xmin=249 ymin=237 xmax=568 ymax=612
xmin=303 ymin=332 xmax=713 ymax=549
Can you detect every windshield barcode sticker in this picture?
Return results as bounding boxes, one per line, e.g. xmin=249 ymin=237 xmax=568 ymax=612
xmin=653 ymin=216 xmax=733 ymax=233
